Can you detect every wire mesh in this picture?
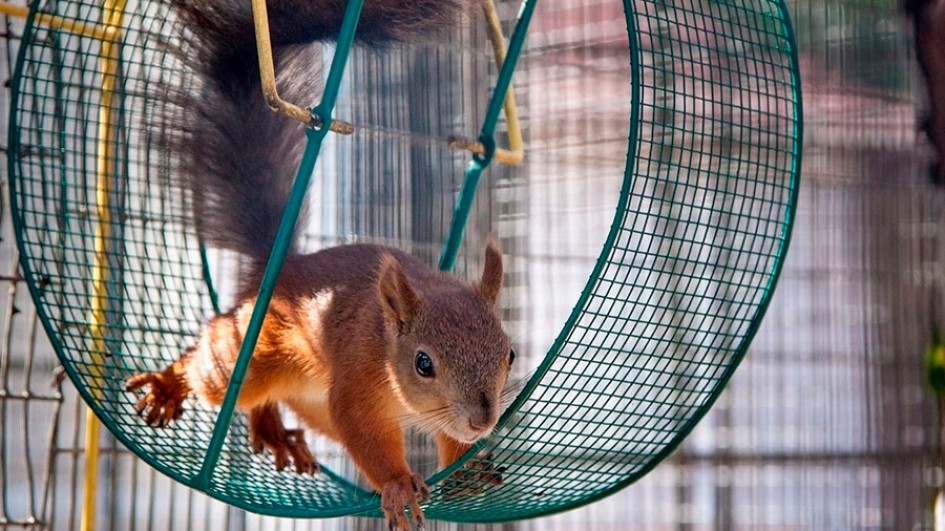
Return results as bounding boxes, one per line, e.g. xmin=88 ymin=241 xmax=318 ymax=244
xmin=6 ymin=0 xmax=374 ymax=516
xmin=3 ymin=0 xmax=941 ymax=529
xmin=4 ymin=0 xmax=799 ymax=525
xmin=421 ymin=0 xmax=800 ymax=521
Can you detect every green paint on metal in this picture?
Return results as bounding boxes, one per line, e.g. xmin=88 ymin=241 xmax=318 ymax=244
xmin=438 ymin=158 xmax=485 ymax=272
xmin=198 ymin=244 xmax=221 ymax=314
xmin=7 ymin=0 xmax=803 ymax=521
xmin=438 ymin=0 xmax=534 ymax=271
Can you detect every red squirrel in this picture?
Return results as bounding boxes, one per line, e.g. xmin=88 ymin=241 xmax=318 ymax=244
xmin=127 ymin=245 xmax=513 ymax=528
xmin=126 ymin=1 xmax=512 ymax=528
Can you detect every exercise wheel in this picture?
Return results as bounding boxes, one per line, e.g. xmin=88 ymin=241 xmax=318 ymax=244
xmin=7 ymin=0 xmax=802 ymax=523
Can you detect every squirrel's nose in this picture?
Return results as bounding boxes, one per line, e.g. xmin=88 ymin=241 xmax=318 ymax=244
xmin=468 ymin=395 xmax=494 ymax=432
xmin=468 ymin=417 xmax=489 ymax=432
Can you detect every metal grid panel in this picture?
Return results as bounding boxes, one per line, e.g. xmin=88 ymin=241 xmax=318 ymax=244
xmin=5 ymin=0 xmax=375 ymax=516
xmin=423 ymin=0 xmax=799 ymax=520
xmin=1 ymin=3 xmax=795 ymax=524
xmin=2 ymin=0 xmax=938 ymax=530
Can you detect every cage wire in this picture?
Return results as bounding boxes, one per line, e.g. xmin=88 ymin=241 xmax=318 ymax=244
xmin=0 ymin=0 xmax=936 ymax=529
xmin=6 ymin=0 xmax=802 ymax=522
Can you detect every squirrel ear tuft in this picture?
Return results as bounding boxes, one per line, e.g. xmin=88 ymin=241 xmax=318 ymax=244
xmin=477 ymin=236 xmax=504 ymax=307
xmin=377 ymin=254 xmax=424 ymax=333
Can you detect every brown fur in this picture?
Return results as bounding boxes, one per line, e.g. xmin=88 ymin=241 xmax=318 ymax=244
xmin=126 ymin=241 xmax=512 ymax=528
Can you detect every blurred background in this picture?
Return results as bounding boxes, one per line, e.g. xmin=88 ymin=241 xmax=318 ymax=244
xmin=0 ymin=0 xmax=938 ymax=529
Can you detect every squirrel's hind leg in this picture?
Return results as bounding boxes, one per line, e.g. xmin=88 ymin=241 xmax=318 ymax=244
xmin=248 ymin=402 xmax=319 ymax=475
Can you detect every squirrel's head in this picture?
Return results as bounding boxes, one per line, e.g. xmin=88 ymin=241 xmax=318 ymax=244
xmin=377 ymin=238 xmax=514 ymax=445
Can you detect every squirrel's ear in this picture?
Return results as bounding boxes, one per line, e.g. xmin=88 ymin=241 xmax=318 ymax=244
xmin=378 ymin=254 xmax=424 ymax=333
xmin=477 ymin=237 xmax=504 ymax=307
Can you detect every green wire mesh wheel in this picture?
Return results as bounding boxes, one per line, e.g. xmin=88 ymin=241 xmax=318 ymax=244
xmin=8 ymin=0 xmax=801 ymax=522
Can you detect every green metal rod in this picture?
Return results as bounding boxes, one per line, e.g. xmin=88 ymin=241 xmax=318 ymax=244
xmin=199 ymin=243 xmax=221 ymax=314
xmin=479 ymin=0 xmax=535 ymax=141
xmin=438 ymin=0 xmax=536 ymax=272
xmin=192 ymin=0 xmax=365 ymax=489
xmin=438 ymin=151 xmax=488 ymax=272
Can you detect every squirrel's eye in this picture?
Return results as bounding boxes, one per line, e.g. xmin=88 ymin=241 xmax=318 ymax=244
xmin=415 ymin=351 xmax=435 ymax=377
xmin=509 ymin=348 xmax=516 ymax=366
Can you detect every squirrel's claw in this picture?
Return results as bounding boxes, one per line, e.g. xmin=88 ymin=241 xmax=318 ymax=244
xmin=412 ymin=473 xmax=431 ymax=501
xmin=381 ymin=473 xmax=428 ymax=531
xmin=126 ymin=371 xmax=187 ymax=428
xmin=248 ymin=405 xmax=320 ymax=475
xmin=250 ymin=435 xmax=265 ymax=454
xmin=125 ymin=372 xmax=151 ymax=392
xmin=266 ymin=432 xmax=318 ymax=474
xmin=285 ymin=429 xmax=320 ymax=474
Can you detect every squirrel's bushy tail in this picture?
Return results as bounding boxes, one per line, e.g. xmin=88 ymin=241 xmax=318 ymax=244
xmin=173 ymin=40 xmax=317 ymax=259
xmin=168 ymin=0 xmax=468 ymax=259
xmin=170 ymin=0 xmax=466 ymax=53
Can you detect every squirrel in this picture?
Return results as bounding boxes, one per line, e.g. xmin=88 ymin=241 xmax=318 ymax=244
xmin=126 ymin=1 xmax=513 ymax=529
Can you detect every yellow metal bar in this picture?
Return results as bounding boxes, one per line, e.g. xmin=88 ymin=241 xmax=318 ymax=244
xmin=251 ymin=0 xmax=354 ymax=134
xmin=0 ymin=1 xmax=116 ymax=40
xmin=448 ymin=0 xmax=525 ymax=166
xmin=82 ymin=0 xmax=128 ymax=530
xmin=80 ymin=415 xmax=101 ymax=531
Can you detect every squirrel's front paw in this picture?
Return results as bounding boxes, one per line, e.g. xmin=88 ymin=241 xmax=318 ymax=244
xmin=381 ymin=473 xmax=429 ymax=531
xmin=442 ymin=452 xmax=505 ymax=498
xmin=249 ymin=404 xmax=319 ymax=475
xmin=125 ymin=371 xmax=187 ymax=427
